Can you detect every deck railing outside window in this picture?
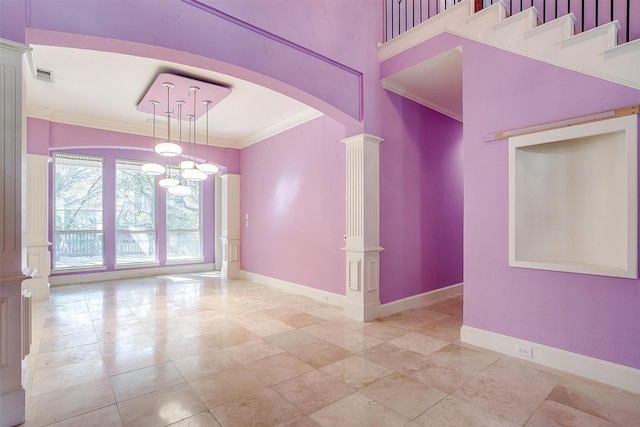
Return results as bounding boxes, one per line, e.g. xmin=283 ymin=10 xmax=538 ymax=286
xmin=384 ymin=0 xmax=636 ymax=44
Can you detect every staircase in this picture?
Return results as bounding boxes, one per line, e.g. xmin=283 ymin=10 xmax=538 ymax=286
xmin=379 ymin=0 xmax=640 ymax=120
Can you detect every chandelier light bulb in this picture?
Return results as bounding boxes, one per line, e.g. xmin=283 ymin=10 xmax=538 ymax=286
xmin=168 ymin=183 xmax=192 ymax=196
xmin=154 ymin=142 xmax=182 ymax=157
xmin=196 ymin=162 xmax=219 ymax=175
xmin=159 ymin=177 xmax=180 ymax=188
xmin=182 ymin=167 xmax=207 ymax=182
xmin=141 ymin=162 xmax=166 ymax=176
xmin=180 ymin=160 xmax=195 ymax=170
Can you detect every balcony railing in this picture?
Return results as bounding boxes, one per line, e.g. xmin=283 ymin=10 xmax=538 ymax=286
xmin=54 ymin=230 xmax=104 ymax=269
xmin=384 ymin=0 xmax=636 ymax=43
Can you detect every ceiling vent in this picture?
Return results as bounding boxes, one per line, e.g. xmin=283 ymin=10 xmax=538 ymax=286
xmin=35 ymin=68 xmax=54 ymax=83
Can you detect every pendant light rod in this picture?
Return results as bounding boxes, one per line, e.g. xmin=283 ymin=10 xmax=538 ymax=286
xmin=190 ymin=86 xmax=199 ymax=163
xmin=204 ymin=100 xmax=211 ymax=163
xmin=165 ymin=82 xmax=173 ymax=142
xmin=154 ymin=82 xmax=182 ymax=157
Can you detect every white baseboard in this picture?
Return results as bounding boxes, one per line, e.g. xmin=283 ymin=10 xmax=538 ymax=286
xmin=377 ymin=283 xmax=463 ymax=318
xmin=239 ymin=271 xmax=345 ymax=307
xmin=461 ymin=325 xmax=640 ymax=394
xmin=49 ymin=263 xmax=215 ymax=286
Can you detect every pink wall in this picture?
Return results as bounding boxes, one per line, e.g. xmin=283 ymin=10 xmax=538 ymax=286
xmin=379 ymin=92 xmax=464 ymax=303
xmin=240 ymin=116 xmax=346 ymax=295
xmin=462 ymin=40 xmax=640 ymax=369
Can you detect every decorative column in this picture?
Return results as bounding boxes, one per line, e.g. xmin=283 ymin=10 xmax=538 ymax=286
xmin=220 ymin=174 xmax=240 ymax=278
xmin=0 ymin=38 xmax=29 ymax=427
xmin=213 ymin=175 xmax=223 ymax=271
xmin=342 ymin=134 xmax=384 ymax=322
xmin=23 ymin=154 xmax=51 ymax=300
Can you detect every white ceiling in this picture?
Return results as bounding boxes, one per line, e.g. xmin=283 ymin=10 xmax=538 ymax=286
xmin=26 ymin=45 xmax=322 ymax=149
xmin=381 ymin=46 xmax=463 ymax=122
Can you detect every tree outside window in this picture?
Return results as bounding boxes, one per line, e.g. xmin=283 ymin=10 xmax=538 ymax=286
xmin=166 ymin=173 xmax=202 ymax=261
xmin=115 ymin=160 xmax=156 ymax=264
xmin=53 ymin=154 xmax=104 ymax=269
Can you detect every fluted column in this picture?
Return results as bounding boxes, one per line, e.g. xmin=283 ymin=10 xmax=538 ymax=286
xmin=0 ymin=38 xmax=29 ymax=427
xmin=342 ymin=134 xmax=383 ymax=321
xmin=23 ymin=154 xmax=51 ymax=300
xmin=220 ymin=174 xmax=240 ymax=278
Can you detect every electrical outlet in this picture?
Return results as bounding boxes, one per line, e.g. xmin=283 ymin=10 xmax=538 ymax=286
xmin=515 ymin=344 xmax=533 ymax=358
xmin=322 ymin=294 xmax=329 ymax=302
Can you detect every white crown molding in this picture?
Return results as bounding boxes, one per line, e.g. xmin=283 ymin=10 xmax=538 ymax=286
xmin=461 ymin=325 xmax=640 ymax=394
xmin=381 ymin=78 xmax=462 ymax=122
xmin=0 ymin=38 xmax=31 ymax=54
xmin=239 ymin=270 xmax=346 ymax=307
xmin=28 ymin=105 xmax=321 ymax=150
xmin=237 ymin=108 xmax=324 ymax=148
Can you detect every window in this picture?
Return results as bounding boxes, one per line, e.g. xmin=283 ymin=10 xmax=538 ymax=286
xmin=115 ymin=160 xmax=157 ymax=264
xmin=166 ymin=173 xmax=202 ymax=262
xmin=54 ymin=154 xmax=104 ymax=269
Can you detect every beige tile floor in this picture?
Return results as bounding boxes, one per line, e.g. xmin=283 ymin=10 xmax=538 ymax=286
xmin=20 ymin=273 xmax=640 ymax=427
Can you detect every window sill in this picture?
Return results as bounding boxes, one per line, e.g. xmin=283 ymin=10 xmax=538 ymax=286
xmin=52 ymin=265 xmax=107 ymax=275
xmin=165 ymin=258 xmax=205 ymax=265
xmin=114 ymin=262 xmax=161 ymax=270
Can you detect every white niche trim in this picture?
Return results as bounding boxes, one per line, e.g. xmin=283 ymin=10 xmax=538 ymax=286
xmin=509 ymin=115 xmax=638 ymax=279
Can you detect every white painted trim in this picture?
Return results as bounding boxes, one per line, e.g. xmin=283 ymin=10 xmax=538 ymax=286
xmin=381 ymin=79 xmax=463 ymax=122
xmin=493 ymin=6 xmax=537 ymax=32
xmin=524 ymin=13 xmax=574 ymax=40
xmin=49 ymin=263 xmax=215 ymax=286
xmin=27 ymin=107 xmax=323 ymax=150
xmin=237 ymin=109 xmax=324 ymax=148
xmin=27 ymin=106 xmax=238 ymax=149
xmin=377 ymin=283 xmax=463 ymax=318
xmin=379 ymin=3 xmax=640 ymax=89
xmin=461 ymin=325 xmax=640 ymax=394
xmin=561 ymin=21 xmax=619 ymax=49
xmin=442 ymin=27 xmax=640 ymax=90
xmin=239 ymin=270 xmax=345 ymax=308
xmin=604 ymin=38 xmax=640 ymax=59
xmin=0 ymin=386 xmax=26 ymax=427
xmin=465 ymin=1 xmax=505 ymax=25
xmin=0 ymin=38 xmax=30 ymax=54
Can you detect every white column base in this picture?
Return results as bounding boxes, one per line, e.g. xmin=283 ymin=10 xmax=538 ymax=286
xmin=221 ymin=237 xmax=240 ymax=279
xmin=343 ymin=247 xmax=383 ymax=322
xmin=343 ymin=300 xmax=381 ymax=322
xmin=0 ymin=386 xmax=26 ymax=427
xmin=23 ymin=244 xmax=50 ymax=301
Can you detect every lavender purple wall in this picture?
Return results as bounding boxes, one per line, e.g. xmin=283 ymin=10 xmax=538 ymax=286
xmin=28 ymin=119 xmax=236 ymax=274
xmin=0 ymin=0 xmax=26 ymax=43
xmin=22 ymin=0 xmax=379 ymax=131
xmin=379 ymin=92 xmax=464 ymax=303
xmin=240 ymin=116 xmax=346 ymax=295
xmin=462 ymin=41 xmax=640 ymax=369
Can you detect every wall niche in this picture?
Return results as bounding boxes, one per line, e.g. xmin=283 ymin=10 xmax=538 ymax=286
xmin=509 ymin=115 xmax=638 ymax=279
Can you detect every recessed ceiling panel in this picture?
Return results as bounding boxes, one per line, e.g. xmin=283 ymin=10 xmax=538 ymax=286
xmin=137 ymin=73 xmax=232 ymax=120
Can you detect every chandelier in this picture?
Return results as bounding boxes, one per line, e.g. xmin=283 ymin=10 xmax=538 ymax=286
xmin=139 ymin=73 xmax=231 ymax=194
